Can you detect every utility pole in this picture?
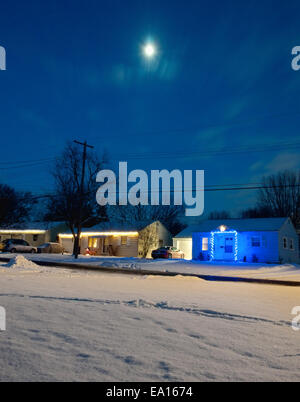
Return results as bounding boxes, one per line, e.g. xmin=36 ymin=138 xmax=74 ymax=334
xmin=73 ymin=140 xmax=94 ymax=259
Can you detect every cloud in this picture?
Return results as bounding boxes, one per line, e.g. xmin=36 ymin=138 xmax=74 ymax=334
xmin=250 ymin=152 xmax=300 ymax=181
xmin=264 ymin=152 xmax=300 ymax=174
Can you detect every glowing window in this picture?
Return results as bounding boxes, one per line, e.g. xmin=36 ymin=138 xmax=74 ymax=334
xmin=88 ymin=238 xmax=98 ymax=248
xmin=121 ymin=236 xmax=127 ymax=245
xmin=202 ymin=237 xmax=208 ymax=251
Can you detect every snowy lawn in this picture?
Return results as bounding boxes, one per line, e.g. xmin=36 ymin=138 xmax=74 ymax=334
xmin=0 ymin=256 xmax=300 ymax=381
xmin=1 ymin=252 xmax=300 ymax=282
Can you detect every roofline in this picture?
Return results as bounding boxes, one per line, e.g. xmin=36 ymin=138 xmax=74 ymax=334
xmin=174 ymin=217 xmax=291 ymax=237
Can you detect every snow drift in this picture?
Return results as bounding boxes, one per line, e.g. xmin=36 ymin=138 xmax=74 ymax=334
xmin=4 ymin=255 xmax=39 ymax=271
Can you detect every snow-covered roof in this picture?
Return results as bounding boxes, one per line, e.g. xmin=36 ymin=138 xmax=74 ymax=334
xmin=81 ymin=220 xmax=156 ymax=233
xmin=0 ymin=221 xmax=65 ymax=231
xmin=175 ymin=218 xmax=289 ymax=238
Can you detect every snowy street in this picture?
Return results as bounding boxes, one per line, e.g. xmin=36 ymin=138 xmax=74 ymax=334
xmin=1 ymin=253 xmax=300 ymax=282
xmin=0 ymin=257 xmax=300 ymax=382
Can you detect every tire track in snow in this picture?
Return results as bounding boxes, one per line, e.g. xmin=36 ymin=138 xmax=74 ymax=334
xmin=0 ymin=293 xmax=290 ymax=328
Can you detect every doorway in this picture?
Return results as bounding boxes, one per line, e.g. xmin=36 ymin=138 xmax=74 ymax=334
xmin=212 ymin=232 xmax=236 ymax=261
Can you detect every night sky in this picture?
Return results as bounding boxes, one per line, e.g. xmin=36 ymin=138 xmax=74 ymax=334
xmin=0 ymin=0 xmax=300 ymax=217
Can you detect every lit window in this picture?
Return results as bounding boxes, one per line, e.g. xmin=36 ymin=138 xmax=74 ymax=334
xmin=202 ymin=237 xmax=208 ymax=251
xmin=290 ymin=239 xmax=294 ymax=250
xmin=121 ymin=236 xmax=127 ymax=245
xmin=283 ymin=237 xmax=287 ymax=249
xmin=88 ymin=238 xmax=98 ymax=248
xmin=251 ymin=237 xmax=260 ymax=247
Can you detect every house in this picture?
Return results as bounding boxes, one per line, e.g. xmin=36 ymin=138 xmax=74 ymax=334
xmin=59 ymin=221 xmax=172 ymax=258
xmin=0 ymin=222 xmax=68 ymax=248
xmin=174 ymin=217 xmax=299 ymax=264
xmin=173 ymin=225 xmax=200 ymax=260
xmin=191 ymin=217 xmax=299 ymax=264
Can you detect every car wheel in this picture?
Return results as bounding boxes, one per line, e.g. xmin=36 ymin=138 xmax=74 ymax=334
xmin=11 ymin=248 xmax=17 ymax=253
xmin=31 ymin=249 xmax=36 ymax=254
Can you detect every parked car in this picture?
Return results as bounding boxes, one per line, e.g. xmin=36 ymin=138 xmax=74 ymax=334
xmin=151 ymin=246 xmax=185 ymax=259
xmin=0 ymin=239 xmax=37 ymax=253
xmin=37 ymin=242 xmax=64 ymax=254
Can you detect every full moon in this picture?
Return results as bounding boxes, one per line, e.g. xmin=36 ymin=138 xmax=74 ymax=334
xmin=143 ymin=43 xmax=156 ymax=58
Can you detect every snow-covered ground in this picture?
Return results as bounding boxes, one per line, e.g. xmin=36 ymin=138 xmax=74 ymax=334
xmin=0 ymin=256 xmax=300 ymax=381
xmin=1 ymin=253 xmax=300 ymax=282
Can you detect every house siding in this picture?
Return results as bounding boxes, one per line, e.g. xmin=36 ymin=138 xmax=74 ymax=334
xmin=138 ymin=221 xmax=172 ymax=258
xmin=236 ymin=231 xmax=279 ymax=263
xmin=115 ymin=236 xmax=139 ymax=257
xmin=278 ymin=219 xmax=299 ymax=264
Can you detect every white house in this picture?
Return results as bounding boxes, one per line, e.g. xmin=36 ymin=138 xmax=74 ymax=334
xmin=173 ymin=225 xmax=200 ymax=260
xmin=174 ymin=218 xmax=299 ymax=264
xmin=59 ymin=221 xmax=172 ymax=258
xmin=0 ymin=222 xmax=67 ymax=248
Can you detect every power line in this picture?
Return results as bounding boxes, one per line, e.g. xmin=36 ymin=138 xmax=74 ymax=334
xmin=0 ymin=157 xmax=57 ymax=166
xmin=115 ymin=141 xmax=300 ymax=160
xmin=6 ymin=183 xmax=299 ymax=203
xmin=1 ymin=139 xmax=300 ymax=172
xmin=0 ymin=160 xmax=55 ymax=170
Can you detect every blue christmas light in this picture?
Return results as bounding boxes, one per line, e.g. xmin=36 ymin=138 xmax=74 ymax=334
xmin=210 ymin=230 xmax=238 ymax=262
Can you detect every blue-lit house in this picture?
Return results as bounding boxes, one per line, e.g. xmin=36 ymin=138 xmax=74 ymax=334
xmin=191 ymin=218 xmax=299 ymax=264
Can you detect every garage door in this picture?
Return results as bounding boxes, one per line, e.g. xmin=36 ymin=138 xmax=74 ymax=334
xmin=174 ymin=239 xmax=192 ymax=260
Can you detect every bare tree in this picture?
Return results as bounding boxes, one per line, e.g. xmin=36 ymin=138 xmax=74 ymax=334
xmin=0 ymin=184 xmax=34 ymax=227
xmin=208 ymin=210 xmax=231 ymax=220
xmin=138 ymin=224 xmax=157 ymax=258
xmin=257 ymin=170 xmax=300 ymax=226
xmin=44 ymin=143 xmax=107 ymax=255
xmin=109 ymin=204 xmax=185 ymax=235
xmin=239 ymin=206 xmax=273 ymax=219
